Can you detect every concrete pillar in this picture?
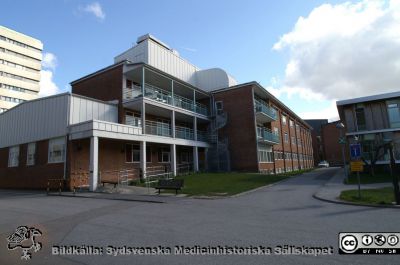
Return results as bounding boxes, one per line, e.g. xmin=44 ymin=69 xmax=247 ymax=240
xmin=171 ymin=111 xmax=176 ymax=138
xmin=140 ymin=141 xmax=146 ymax=178
xmin=89 ymin=136 xmax=99 ymax=191
xmin=141 ymin=67 xmax=145 ymax=94
xmin=193 ymin=116 xmax=197 ymax=141
xmin=193 ymin=146 xmax=199 ymax=172
xmin=171 ymin=144 xmax=177 ymax=176
xmin=141 ymin=102 xmax=146 ymax=134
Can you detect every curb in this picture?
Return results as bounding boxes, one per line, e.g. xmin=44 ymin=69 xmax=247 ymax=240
xmin=47 ymin=193 xmax=165 ymax=204
xmin=312 ymin=192 xmax=400 ymax=209
xmin=191 ymin=173 xmax=305 ymax=200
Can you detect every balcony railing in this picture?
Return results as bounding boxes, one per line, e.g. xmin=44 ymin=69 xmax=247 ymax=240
xmin=123 ymin=85 xmax=142 ymax=101
xmin=125 ymin=116 xmax=141 ymax=127
xmin=197 ymin=131 xmax=208 ymax=142
xmin=257 ymin=127 xmax=280 ymax=144
xmin=255 ymin=100 xmax=277 ymax=120
xmin=176 ymin=126 xmax=194 ymax=140
xmin=123 ymin=83 xmax=208 ymax=116
xmin=145 ymin=120 xmax=171 ymax=137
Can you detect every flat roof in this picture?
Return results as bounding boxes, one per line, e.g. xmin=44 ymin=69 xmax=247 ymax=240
xmin=336 ymin=91 xmax=400 ymax=106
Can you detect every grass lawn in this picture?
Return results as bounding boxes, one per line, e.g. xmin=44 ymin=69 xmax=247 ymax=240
xmin=340 ymin=187 xmax=395 ymax=205
xmin=345 ymin=172 xmax=394 ymax=185
xmin=155 ymin=169 xmax=313 ymax=196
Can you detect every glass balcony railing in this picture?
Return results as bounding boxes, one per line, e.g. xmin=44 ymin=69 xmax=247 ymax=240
xmin=176 ymin=126 xmax=194 ymax=140
xmin=255 ymin=100 xmax=277 ymax=120
xmin=145 ymin=120 xmax=171 ymax=137
xmin=257 ymin=127 xmax=280 ymax=144
xmin=197 ymin=131 xmax=209 ymax=142
xmin=124 ymin=83 xmax=209 ymax=116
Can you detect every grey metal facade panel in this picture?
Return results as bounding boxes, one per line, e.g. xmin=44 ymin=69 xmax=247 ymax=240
xmin=69 ymin=95 xmax=118 ymax=125
xmin=0 ymin=94 xmax=69 ymax=148
xmin=344 ymin=107 xmax=356 ymax=133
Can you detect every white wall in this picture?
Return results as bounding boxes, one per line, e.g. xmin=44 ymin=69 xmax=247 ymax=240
xmin=69 ymin=95 xmax=118 ymax=125
xmin=0 ymin=94 xmax=69 ymax=148
xmin=0 ymin=94 xmax=118 ymax=148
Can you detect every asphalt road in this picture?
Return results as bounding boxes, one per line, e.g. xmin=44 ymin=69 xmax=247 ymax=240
xmin=0 ymin=168 xmax=399 ymax=265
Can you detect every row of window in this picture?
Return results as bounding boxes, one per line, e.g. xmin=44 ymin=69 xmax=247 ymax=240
xmin=0 ymin=96 xmax=25 ymax=103
xmin=0 ymin=47 xmax=41 ymax=64
xmin=0 ymin=35 xmax=42 ymax=53
xmin=8 ymin=137 xmax=65 ymax=167
xmin=0 ymin=71 xmax=38 ymax=84
xmin=0 ymin=83 xmax=37 ymax=95
xmin=0 ymin=59 xmax=39 ymax=74
xmin=125 ymin=144 xmax=192 ymax=163
xmin=274 ymin=151 xmax=312 ymax=161
xmin=258 ymin=150 xmax=273 ymax=162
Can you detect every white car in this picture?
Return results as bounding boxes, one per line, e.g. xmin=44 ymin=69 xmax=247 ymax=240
xmin=318 ymin=161 xmax=329 ymax=168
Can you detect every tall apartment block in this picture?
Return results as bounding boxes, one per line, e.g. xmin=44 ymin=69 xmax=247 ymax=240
xmin=0 ymin=25 xmax=42 ymax=113
xmin=0 ymin=34 xmax=313 ymax=190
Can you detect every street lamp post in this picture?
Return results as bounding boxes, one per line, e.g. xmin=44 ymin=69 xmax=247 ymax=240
xmin=336 ymin=122 xmax=348 ymax=181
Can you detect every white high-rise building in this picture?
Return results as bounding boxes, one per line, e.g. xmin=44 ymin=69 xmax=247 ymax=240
xmin=0 ymin=25 xmax=42 ymax=113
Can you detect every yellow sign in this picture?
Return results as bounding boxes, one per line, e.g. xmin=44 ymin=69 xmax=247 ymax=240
xmin=350 ymin=161 xmax=364 ymax=172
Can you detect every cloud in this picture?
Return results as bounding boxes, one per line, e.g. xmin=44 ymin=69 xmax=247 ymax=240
xmin=39 ymin=70 xmax=60 ymax=97
xmin=299 ymin=100 xmax=339 ymax=122
xmin=39 ymin=52 xmax=60 ymax=97
xmin=80 ymin=2 xmax=105 ymax=20
xmin=273 ymin=0 xmax=400 ymax=101
xmin=42 ymin=53 xmax=57 ymax=70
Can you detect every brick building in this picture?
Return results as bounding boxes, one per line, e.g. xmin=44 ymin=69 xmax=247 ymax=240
xmin=0 ymin=34 xmax=314 ymax=190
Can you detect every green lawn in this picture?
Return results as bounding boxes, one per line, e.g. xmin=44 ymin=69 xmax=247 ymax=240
xmin=340 ymin=187 xmax=395 ymax=205
xmin=156 ymin=169 xmax=313 ymax=196
xmin=345 ymin=172 xmax=394 ymax=185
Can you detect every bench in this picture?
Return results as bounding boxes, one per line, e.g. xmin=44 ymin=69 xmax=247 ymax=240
xmin=101 ymin=180 xmax=118 ymax=188
xmin=155 ymin=179 xmax=184 ymax=195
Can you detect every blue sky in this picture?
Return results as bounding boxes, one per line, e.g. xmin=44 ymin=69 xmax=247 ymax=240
xmin=3 ymin=0 xmax=399 ymax=121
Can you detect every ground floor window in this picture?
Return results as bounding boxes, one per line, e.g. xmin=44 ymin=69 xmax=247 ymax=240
xmin=48 ymin=137 xmax=65 ymax=163
xmin=26 ymin=142 xmax=36 ymax=166
xmin=126 ymin=144 xmax=140 ymax=163
xmin=158 ymin=148 xmax=170 ymax=163
xmin=258 ymin=150 xmax=273 ymax=162
xmin=8 ymin=145 xmax=19 ymax=167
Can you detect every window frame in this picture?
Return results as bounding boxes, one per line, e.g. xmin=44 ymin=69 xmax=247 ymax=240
xmin=48 ymin=137 xmax=66 ymax=164
xmin=26 ymin=142 xmax=36 ymax=166
xmin=8 ymin=145 xmax=19 ymax=167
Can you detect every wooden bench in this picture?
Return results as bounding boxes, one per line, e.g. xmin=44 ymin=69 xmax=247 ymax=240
xmin=155 ymin=179 xmax=184 ymax=195
xmin=101 ymin=180 xmax=118 ymax=188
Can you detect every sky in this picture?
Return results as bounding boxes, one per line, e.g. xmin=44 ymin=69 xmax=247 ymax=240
xmin=2 ymin=0 xmax=400 ymax=121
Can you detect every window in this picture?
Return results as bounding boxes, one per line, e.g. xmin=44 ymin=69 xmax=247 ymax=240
xmin=126 ymin=144 xmax=140 ymax=163
xmin=146 ymin=146 xmax=152 ymax=162
xmin=8 ymin=146 xmax=19 ymax=167
xmin=355 ymin=104 xmax=366 ymax=131
xmin=290 ymin=120 xmax=294 ymax=127
xmin=273 ymin=127 xmax=279 ymax=135
xmin=125 ymin=112 xmax=141 ymax=127
xmin=284 ymin=132 xmax=288 ymax=143
xmin=26 ymin=143 xmax=36 ymax=166
xmin=181 ymin=152 xmax=189 ymax=163
xmin=215 ymin=101 xmax=223 ymax=115
xmin=158 ymin=148 xmax=170 ymax=163
xmin=387 ymin=101 xmax=400 ymax=128
xmin=282 ymin=115 xmax=287 ymax=125
xmin=291 ymin=136 xmax=296 ymax=145
xmin=258 ymin=150 xmax=273 ymax=162
xmin=48 ymin=137 xmax=65 ymax=163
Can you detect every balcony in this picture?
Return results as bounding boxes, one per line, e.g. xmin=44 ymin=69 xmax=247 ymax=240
xmin=123 ymin=83 xmax=208 ymax=116
xmin=176 ymin=126 xmax=194 ymax=140
xmin=145 ymin=120 xmax=171 ymax=137
xmin=257 ymin=127 xmax=280 ymax=144
xmin=255 ymin=100 xmax=277 ymax=123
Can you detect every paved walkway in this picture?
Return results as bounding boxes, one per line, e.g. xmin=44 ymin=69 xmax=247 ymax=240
xmin=314 ymin=168 xmax=393 ymax=204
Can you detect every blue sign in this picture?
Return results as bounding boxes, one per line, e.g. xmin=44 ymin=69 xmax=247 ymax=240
xmin=350 ymin=144 xmax=361 ymax=159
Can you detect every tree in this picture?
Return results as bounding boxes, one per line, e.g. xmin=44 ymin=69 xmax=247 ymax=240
xmin=360 ymin=137 xmax=386 ymax=176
